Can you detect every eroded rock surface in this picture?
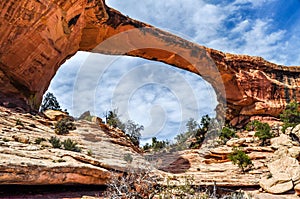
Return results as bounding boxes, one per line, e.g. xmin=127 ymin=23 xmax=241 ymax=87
xmin=0 ymin=107 xmax=149 ymax=185
xmin=0 ymin=0 xmax=299 ymax=124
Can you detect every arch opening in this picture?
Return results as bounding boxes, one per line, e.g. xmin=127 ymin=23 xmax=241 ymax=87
xmin=46 ymin=52 xmax=220 ymax=143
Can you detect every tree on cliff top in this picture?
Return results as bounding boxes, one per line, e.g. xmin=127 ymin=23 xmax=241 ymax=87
xmin=40 ymin=92 xmax=61 ymax=112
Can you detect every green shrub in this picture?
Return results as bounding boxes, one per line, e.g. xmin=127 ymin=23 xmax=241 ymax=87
xmin=53 ymin=159 xmax=66 ymax=163
xmin=247 ymin=120 xmax=272 ymax=146
xmin=219 ymin=126 xmax=237 ymax=144
xmin=143 ymin=143 xmax=151 ymax=151
xmin=246 ymin=120 xmax=261 ymax=131
xmin=228 ymin=147 xmax=252 ymax=173
xmin=16 ymin=119 xmax=24 ymax=127
xmin=49 ymin=136 xmax=61 ymax=148
xmin=144 ymin=137 xmax=169 ymax=151
xmin=62 ymin=138 xmax=81 ymax=152
xmin=173 ymin=115 xmax=214 ymax=150
xmin=35 ymin=137 xmax=46 ymax=144
xmin=55 ymin=118 xmax=76 ymax=135
xmin=280 ymin=101 xmax=300 ymax=132
xmin=105 ymin=109 xmax=125 ymax=131
xmin=125 ymin=120 xmax=144 ymax=147
xmin=87 ymin=149 xmax=93 ymax=156
xmin=123 ymin=153 xmax=133 ymax=163
xmin=254 ymin=124 xmax=272 ymax=146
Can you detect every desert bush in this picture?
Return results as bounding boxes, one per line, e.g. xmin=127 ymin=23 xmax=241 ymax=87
xmin=87 ymin=149 xmax=93 ymax=156
xmin=219 ymin=126 xmax=237 ymax=144
xmin=35 ymin=137 xmax=46 ymax=144
xmin=105 ymin=109 xmax=126 ymax=131
xmin=55 ymin=118 xmax=76 ymax=135
xmin=123 ymin=153 xmax=133 ymax=163
xmin=49 ymin=136 xmax=61 ymax=148
xmin=254 ymin=124 xmax=272 ymax=146
xmin=15 ymin=119 xmax=24 ymax=127
xmin=104 ymin=168 xmax=159 ymax=199
xmin=105 ymin=168 xmax=252 ymax=198
xmin=247 ymin=120 xmax=272 ymax=146
xmin=125 ymin=120 xmax=144 ymax=147
xmin=174 ymin=115 xmax=214 ymax=150
xmin=280 ymin=101 xmax=300 ymax=132
xmin=228 ymin=147 xmax=253 ymax=173
xmin=143 ymin=137 xmax=169 ymax=152
xmin=62 ymin=138 xmax=81 ymax=152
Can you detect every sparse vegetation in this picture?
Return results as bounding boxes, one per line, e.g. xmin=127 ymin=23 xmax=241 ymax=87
xmin=123 ymin=153 xmax=133 ymax=163
xmin=174 ymin=115 xmax=214 ymax=150
xmin=105 ymin=167 xmax=252 ymax=198
xmin=105 ymin=109 xmax=144 ymax=147
xmin=105 ymin=109 xmax=125 ymax=131
xmin=228 ymin=147 xmax=253 ymax=173
xmin=62 ymin=138 xmax=81 ymax=152
xmin=125 ymin=120 xmax=144 ymax=147
xmin=55 ymin=118 xmax=76 ymax=135
xmin=35 ymin=137 xmax=46 ymax=144
xmin=143 ymin=137 xmax=169 ymax=151
xmin=53 ymin=159 xmax=66 ymax=163
xmin=280 ymin=101 xmax=300 ymax=132
xmin=40 ymin=92 xmax=62 ymax=112
xmin=49 ymin=136 xmax=61 ymax=148
xmin=2 ymin=138 xmax=9 ymax=142
xmin=247 ymin=120 xmax=272 ymax=146
xmin=87 ymin=149 xmax=93 ymax=156
xmin=219 ymin=126 xmax=237 ymax=144
xmin=104 ymin=168 xmax=159 ymax=198
xmin=15 ymin=119 xmax=24 ymax=127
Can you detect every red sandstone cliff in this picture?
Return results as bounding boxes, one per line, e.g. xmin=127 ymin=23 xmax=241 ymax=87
xmin=0 ymin=0 xmax=299 ymax=124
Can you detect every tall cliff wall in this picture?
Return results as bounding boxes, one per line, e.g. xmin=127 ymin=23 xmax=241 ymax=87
xmin=0 ymin=0 xmax=299 ymax=124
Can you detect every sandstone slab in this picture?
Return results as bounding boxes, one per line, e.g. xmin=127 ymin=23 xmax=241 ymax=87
xmin=0 ymin=107 xmax=150 ymax=185
xmin=259 ymin=173 xmax=293 ymax=194
xmin=0 ymin=0 xmax=299 ymax=126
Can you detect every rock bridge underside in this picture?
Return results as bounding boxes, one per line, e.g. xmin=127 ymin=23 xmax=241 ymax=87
xmin=0 ymin=0 xmax=299 ymax=126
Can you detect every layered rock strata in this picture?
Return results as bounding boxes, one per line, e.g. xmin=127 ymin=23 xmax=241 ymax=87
xmin=0 ymin=0 xmax=299 ymax=124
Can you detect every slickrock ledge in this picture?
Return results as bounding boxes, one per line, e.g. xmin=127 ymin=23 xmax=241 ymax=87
xmin=0 ymin=107 xmax=149 ymax=185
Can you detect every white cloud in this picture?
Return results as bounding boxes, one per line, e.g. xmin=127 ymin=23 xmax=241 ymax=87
xmin=47 ymin=0 xmax=300 ymax=142
xmin=233 ymin=0 xmax=275 ymax=7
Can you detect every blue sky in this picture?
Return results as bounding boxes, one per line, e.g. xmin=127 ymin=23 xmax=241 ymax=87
xmin=47 ymin=0 xmax=300 ymax=143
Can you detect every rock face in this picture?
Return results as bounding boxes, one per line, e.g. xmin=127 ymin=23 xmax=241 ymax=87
xmin=0 ymin=0 xmax=300 ymax=124
xmin=0 ymin=106 xmax=149 ymax=185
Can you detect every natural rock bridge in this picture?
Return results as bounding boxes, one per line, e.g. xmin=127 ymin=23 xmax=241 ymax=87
xmin=1 ymin=0 xmax=299 ymax=125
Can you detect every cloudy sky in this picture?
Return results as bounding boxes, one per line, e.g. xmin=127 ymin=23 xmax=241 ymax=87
xmin=47 ymin=0 xmax=300 ymax=143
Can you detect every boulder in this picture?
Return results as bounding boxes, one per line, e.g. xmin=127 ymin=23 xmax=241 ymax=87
xmin=294 ymin=183 xmax=300 ymax=196
xmin=259 ymin=173 xmax=293 ymax=194
xmin=43 ymin=110 xmax=70 ymax=121
xmin=268 ymin=156 xmax=300 ymax=182
xmin=226 ymin=138 xmax=246 ymax=147
xmin=260 ymin=156 xmax=300 ymax=194
xmin=285 ymin=127 xmax=293 ymax=135
xmin=292 ymin=124 xmax=300 ymax=138
xmin=288 ymin=147 xmax=300 ymax=159
xmin=270 ymin=134 xmax=293 ymax=149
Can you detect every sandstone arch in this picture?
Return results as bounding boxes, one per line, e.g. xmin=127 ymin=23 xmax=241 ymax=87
xmin=0 ymin=0 xmax=299 ymax=125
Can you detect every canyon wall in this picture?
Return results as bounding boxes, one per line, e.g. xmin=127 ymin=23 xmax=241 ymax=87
xmin=0 ymin=0 xmax=299 ymax=124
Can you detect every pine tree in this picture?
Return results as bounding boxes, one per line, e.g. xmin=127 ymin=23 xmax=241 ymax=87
xmin=40 ymin=92 xmax=61 ymax=112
